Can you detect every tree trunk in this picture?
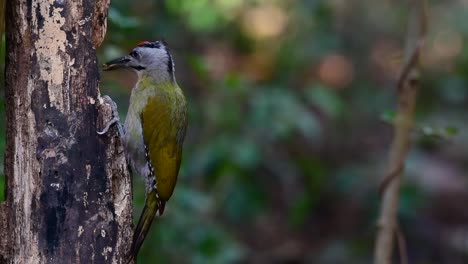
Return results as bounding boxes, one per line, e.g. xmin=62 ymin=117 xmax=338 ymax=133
xmin=0 ymin=0 xmax=133 ymax=263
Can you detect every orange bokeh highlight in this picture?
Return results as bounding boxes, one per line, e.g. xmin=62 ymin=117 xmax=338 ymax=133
xmin=318 ymin=54 xmax=354 ymax=89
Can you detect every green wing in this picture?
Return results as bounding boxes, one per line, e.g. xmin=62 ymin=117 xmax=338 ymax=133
xmin=141 ymin=94 xmax=186 ymax=201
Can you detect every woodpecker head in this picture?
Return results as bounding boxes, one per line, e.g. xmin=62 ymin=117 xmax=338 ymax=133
xmin=103 ymin=40 xmax=175 ymax=82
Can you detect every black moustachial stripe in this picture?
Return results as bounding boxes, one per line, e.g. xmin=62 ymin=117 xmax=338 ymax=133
xmin=131 ymin=66 xmax=146 ymax=71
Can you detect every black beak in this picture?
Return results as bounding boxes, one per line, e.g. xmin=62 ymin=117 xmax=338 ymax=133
xmin=102 ymin=56 xmax=131 ymax=71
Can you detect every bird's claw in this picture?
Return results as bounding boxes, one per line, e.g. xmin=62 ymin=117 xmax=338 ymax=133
xmin=97 ymin=95 xmax=124 ymax=136
xmin=97 ymin=116 xmax=120 ymax=135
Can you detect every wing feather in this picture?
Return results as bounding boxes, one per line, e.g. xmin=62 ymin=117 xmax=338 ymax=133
xmin=141 ymin=94 xmax=186 ymax=200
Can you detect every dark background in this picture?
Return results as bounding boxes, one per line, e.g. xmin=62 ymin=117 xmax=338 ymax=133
xmin=3 ymin=0 xmax=468 ymax=263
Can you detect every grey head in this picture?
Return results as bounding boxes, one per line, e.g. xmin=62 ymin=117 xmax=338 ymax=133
xmin=103 ymin=40 xmax=175 ymax=83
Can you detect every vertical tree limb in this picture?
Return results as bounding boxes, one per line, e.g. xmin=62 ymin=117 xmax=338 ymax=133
xmin=374 ymin=1 xmax=428 ymax=264
xmin=0 ymin=0 xmax=133 ymax=263
xmin=0 ymin=203 xmax=7 ymax=263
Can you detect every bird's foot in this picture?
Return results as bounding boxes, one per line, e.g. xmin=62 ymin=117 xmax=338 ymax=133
xmin=97 ymin=95 xmax=124 ymax=136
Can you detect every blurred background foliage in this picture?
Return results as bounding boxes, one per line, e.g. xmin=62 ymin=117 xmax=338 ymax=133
xmin=3 ymin=0 xmax=468 ymax=263
xmin=97 ymin=1 xmax=468 ymax=263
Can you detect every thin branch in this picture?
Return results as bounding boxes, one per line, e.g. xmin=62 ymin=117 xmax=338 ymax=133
xmin=395 ymin=39 xmax=425 ymax=93
xmin=378 ymin=162 xmax=404 ymax=197
xmin=396 ymin=225 xmax=409 ymax=264
xmin=373 ymin=1 xmax=428 ymax=264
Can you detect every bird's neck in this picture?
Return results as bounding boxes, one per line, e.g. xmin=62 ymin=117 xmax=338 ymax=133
xmin=127 ymin=77 xmax=178 ymax=121
xmin=134 ymin=76 xmax=178 ymax=94
xmin=137 ymin=64 xmax=175 ymax=84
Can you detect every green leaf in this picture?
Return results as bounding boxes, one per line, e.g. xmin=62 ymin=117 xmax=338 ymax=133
xmin=380 ymin=110 xmax=396 ymax=123
xmin=305 ymin=85 xmax=344 ymax=118
xmin=417 ymin=125 xmax=459 ymax=142
xmin=445 ymin=126 xmax=459 ymax=136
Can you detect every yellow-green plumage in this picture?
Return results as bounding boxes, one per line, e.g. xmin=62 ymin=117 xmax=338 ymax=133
xmin=141 ymin=80 xmax=187 ymax=200
xmin=125 ymin=77 xmax=187 ymax=261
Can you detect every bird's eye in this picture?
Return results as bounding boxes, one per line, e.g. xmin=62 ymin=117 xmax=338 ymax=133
xmin=130 ymin=50 xmax=140 ymax=58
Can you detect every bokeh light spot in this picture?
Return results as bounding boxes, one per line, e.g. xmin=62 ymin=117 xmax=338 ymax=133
xmin=242 ymin=4 xmax=288 ymax=39
xmin=318 ymin=54 xmax=354 ymax=89
xmin=432 ymin=28 xmax=463 ymax=62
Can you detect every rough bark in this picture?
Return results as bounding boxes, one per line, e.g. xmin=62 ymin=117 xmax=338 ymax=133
xmin=0 ymin=0 xmax=133 ymax=263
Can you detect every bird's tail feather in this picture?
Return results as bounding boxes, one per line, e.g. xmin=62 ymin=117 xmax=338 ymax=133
xmin=127 ymin=190 xmax=161 ymax=264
